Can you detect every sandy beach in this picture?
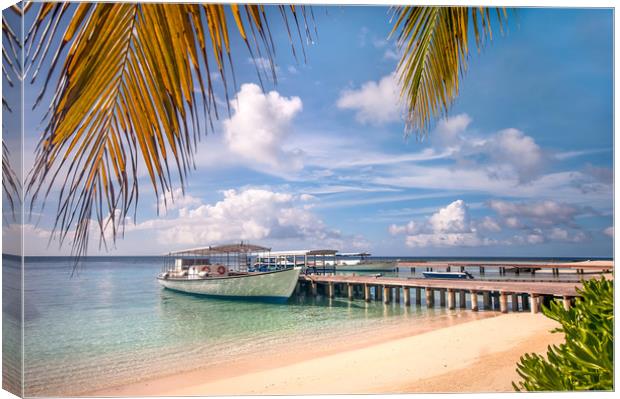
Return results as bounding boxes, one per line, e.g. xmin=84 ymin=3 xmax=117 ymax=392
xmin=88 ymin=312 xmax=563 ymax=396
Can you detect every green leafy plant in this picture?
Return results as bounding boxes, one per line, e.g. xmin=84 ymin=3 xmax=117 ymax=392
xmin=513 ymin=277 xmax=613 ymax=391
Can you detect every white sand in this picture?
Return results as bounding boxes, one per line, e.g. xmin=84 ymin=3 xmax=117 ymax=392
xmin=90 ymin=312 xmax=562 ymax=396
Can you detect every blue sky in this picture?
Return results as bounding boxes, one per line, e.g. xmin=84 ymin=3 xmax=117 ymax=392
xmin=5 ymin=6 xmax=614 ymax=257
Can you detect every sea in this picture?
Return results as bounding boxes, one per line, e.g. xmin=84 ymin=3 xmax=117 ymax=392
xmin=1 ymin=255 xmax=605 ymax=396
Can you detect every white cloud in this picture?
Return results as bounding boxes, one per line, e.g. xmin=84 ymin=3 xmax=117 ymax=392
xmin=158 ymin=188 xmax=201 ymax=214
xmin=248 ymin=57 xmax=280 ymax=74
xmin=389 ymin=200 xmax=492 ymax=248
xmin=484 ymin=128 xmax=545 ymax=183
xmin=478 ymin=216 xmax=502 ymax=232
xmin=129 ymin=188 xmax=345 ymax=249
xmin=336 ymin=73 xmax=402 ymax=125
xmin=604 ymin=226 xmax=613 ymax=237
xmin=223 ymin=83 xmax=303 ymax=171
xmin=488 ymin=199 xmax=582 ymax=228
xmin=428 ymin=200 xmax=471 ymax=233
xmin=429 ymin=114 xmax=545 ymax=183
xmin=383 ymin=48 xmax=400 ymax=61
xmin=287 ymin=65 xmax=299 ymax=74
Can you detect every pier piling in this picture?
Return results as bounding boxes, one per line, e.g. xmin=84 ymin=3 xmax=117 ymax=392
xmin=347 ymin=284 xmax=353 ymax=300
xmin=394 ymin=287 xmax=401 ymax=303
xmin=328 ymin=282 xmax=335 ymax=298
xmin=500 ymin=292 xmax=508 ymax=313
xmin=404 ymin=287 xmax=411 ymax=306
xmin=311 ymin=281 xmax=318 ymax=296
xmin=439 ymin=289 xmax=446 ymax=307
xmin=447 ymin=289 xmax=455 ymax=310
xmin=562 ymin=296 xmax=572 ymax=311
xmin=470 ymin=291 xmax=479 ymax=311
xmin=383 ymin=286 xmax=391 ymax=304
xmin=415 ymin=287 xmax=422 ymax=305
xmin=529 ymin=294 xmax=539 ymax=314
xmin=364 ymin=284 xmax=371 ymax=302
xmin=425 ymin=288 xmax=434 ymax=308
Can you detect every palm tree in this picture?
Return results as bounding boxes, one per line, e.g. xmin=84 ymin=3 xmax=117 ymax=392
xmin=3 ymin=2 xmax=505 ymax=255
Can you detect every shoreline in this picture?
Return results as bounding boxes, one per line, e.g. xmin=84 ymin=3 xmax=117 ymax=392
xmin=86 ymin=312 xmax=562 ymax=396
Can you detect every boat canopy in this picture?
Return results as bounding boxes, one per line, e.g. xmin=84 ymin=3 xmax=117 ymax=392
xmin=165 ymin=242 xmax=271 ymax=256
xmin=264 ymin=249 xmax=338 ymax=256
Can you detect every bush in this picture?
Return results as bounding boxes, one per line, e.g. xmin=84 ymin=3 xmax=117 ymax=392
xmin=513 ymin=277 xmax=613 ymax=391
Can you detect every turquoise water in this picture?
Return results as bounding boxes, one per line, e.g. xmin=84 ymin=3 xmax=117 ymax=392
xmin=3 ymin=255 xmax=606 ymax=396
xmin=6 ymin=257 xmax=462 ymax=396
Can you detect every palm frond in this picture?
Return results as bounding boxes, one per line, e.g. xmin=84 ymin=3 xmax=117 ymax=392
xmin=24 ymin=3 xmax=311 ymax=257
xmin=391 ymin=6 xmax=507 ymax=136
xmin=2 ymin=142 xmax=21 ymax=220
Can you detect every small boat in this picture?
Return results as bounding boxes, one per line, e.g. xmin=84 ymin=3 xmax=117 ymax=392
xmin=157 ymin=243 xmax=301 ymax=300
xmin=422 ymin=271 xmax=474 ymax=279
xmin=328 ymin=252 xmax=396 ymax=272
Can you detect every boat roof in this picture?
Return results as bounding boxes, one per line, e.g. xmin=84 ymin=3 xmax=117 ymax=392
xmin=260 ymin=249 xmax=338 ymax=256
xmin=165 ymin=242 xmax=271 ymax=256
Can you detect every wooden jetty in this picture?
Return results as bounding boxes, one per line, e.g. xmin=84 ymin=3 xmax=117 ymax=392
xmin=396 ymin=260 xmax=613 ymax=276
xmin=296 ymin=274 xmax=590 ymax=314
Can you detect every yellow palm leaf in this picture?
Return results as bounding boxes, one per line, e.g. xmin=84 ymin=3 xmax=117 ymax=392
xmin=25 ymin=2 xmax=312 ymax=257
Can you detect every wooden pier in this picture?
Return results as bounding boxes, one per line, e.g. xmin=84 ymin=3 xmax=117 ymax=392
xmin=296 ymin=274 xmax=588 ymax=314
xmin=396 ymin=260 xmax=613 ymax=276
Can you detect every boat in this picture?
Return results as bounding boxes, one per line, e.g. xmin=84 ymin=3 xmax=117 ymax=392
xmin=157 ymin=243 xmax=302 ymax=300
xmin=253 ymin=249 xmax=339 ymax=275
xmin=422 ymin=271 xmax=474 ymax=279
xmin=327 ymin=252 xmax=396 ymax=272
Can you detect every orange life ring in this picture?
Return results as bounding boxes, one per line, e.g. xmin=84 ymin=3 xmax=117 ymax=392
xmin=217 ymin=266 xmax=226 ymax=275
xmin=202 ymin=266 xmax=211 ymax=273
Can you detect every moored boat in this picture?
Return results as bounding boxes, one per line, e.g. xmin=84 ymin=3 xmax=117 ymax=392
xmin=422 ymin=271 xmax=474 ymax=279
xmin=157 ymin=243 xmax=302 ymax=300
xmin=328 ymin=252 xmax=396 ymax=272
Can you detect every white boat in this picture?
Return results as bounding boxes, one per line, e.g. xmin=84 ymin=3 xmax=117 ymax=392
xmin=328 ymin=252 xmax=397 ymax=272
xmin=157 ymin=243 xmax=301 ymax=300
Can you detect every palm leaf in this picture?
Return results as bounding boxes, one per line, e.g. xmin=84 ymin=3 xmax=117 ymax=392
xmin=24 ymin=3 xmax=312 ymax=258
xmin=390 ymin=6 xmax=508 ymax=135
xmin=2 ymin=4 xmax=25 ymax=221
xmin=2 ymin=142 xmax=21 ymax=220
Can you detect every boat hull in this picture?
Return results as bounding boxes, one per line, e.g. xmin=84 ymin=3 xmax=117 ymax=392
xmin=422 ymin=272 xmax=472 ymax=279
xmin=157 ymin=267 xmax=302 ymax=299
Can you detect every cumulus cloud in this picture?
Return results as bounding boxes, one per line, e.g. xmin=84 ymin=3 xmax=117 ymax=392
xmin=336 ymin=73 xmax=402 ymax=125
xmin=158 ymin=188 xmax=201 ymax=214
xmin=389 ymin=198 xmax=592 ymax=249
xmin=223 ymin=83 xmax=303 ymax=171
xmin=428 ymin=114 xmax=546 ymax=183
xmin=389 ymin=200 xmax=492 ymax=248
xmin=488 ymin=199 xmax=583 ymax=228
xmin=604 ymin=226 xmax=613 ymax=237
xmin=129 ymin=188 xmax=346 ymax=249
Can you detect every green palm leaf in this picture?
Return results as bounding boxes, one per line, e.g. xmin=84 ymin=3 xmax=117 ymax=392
xmin=390 ymin=6 xmax=507 ymax=135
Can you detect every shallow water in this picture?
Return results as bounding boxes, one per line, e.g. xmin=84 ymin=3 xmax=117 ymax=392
xmin=4 ymin=257 xmax=454 ymax=396
xmin=3 ymin=255 xmax=603 ymax=396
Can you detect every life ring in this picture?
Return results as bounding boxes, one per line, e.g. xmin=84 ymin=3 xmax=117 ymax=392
xmin=202 ymin=266 xmax=211 ymax=273
xmin=217 ymin=266 xmax=226 ymax=275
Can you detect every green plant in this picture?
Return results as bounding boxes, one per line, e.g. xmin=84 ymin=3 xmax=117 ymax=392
xmin=513 ymin=277 xmax=614 ymax=391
